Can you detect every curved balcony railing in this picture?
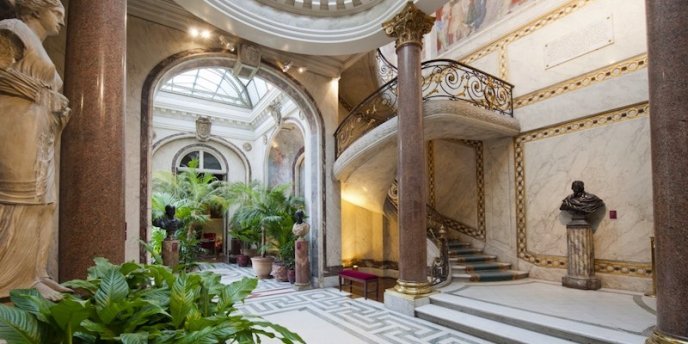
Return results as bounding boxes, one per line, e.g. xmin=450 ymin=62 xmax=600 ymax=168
xmin=335 ymin=59 xmax=513 ymax=158
xmin=375 ymin=48 xmax=398 ymax=84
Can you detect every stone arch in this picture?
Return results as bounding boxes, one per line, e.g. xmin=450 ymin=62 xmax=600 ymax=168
xmin=139 ymin=49 xmax=326 ymax=267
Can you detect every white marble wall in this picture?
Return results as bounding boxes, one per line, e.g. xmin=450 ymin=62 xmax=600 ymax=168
xmin=483 ymin=137 xmax=518 ymax=265
xmin=433 ymin=140 xmax=479 ymax=229
xmin=524 ymin=117 xmax=653 ymax=262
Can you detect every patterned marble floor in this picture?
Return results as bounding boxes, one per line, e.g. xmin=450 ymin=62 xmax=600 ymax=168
xmin=199 ymin=263 xmax=493 ymax=343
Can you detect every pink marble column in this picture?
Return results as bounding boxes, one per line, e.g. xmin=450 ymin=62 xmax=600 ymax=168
xmin=59 ymin=0 xmax=126 ymax=281
xmin=645 ymin=1 xmax=688 ymax=343
xmin=294 ymin=239 xmax=311 ymax=290
xmin=383 ymin=3 xmax=434 ymax=296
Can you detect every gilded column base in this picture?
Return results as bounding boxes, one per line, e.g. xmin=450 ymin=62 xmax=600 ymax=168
xmin=393 ymin=279 xmax=433 ymax=297
xmin=646 ymin=329 xmax=688 ymax=344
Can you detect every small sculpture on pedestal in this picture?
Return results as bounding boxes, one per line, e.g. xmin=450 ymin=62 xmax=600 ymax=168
xmin=292 ymin=210 xmax=311 ymax=290
xmin=153 ymin=205 xmax=181 ymax=268
xmin=559 ymin=180 xmax=605 ymax=290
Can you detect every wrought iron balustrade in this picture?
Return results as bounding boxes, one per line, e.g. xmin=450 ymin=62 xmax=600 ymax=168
xmin=335 ymin=59 xmax=513 ymax=158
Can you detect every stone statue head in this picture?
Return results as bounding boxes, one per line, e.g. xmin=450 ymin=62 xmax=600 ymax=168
xmin=16 ymin=0 xmax=64 ymax=37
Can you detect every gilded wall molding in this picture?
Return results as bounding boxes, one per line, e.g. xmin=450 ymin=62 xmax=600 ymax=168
xmin=514 ymin=54 xmax=648 ymax=109
xmin=461 ymin=0 xmax=592 ymax=65
xmin=448 ymin=139 xmax=486 ymax=240
xmin=513 ymin=102 xmax=651 ymax=277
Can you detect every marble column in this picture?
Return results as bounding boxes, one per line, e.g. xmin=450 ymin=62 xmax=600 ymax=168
xmin=562 ymin=219 xmax=601 ymax=290
xmin=382 ymin=3 xmax=434 ymax=297
xmin=294 ymin=239 xmax=311 ymax=290
xmin=59 ymin=0 xmax=127 ymax=281
xmin=645 ymin=1 xmax=688 ymax=343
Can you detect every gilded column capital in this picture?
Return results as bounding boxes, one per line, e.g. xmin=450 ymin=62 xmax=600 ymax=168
xmin=382 ymin=1 xmax=434 ymax=49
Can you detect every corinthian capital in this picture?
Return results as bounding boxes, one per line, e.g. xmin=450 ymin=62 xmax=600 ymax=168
xmin=382 ymin=2 xmax=434 ymax=49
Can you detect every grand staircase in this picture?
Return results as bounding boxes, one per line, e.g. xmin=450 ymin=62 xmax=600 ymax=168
xmin=448 ymin=240 xmax=528 ymax=282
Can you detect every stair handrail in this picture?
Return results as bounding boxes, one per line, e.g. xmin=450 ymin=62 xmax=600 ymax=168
xmin=375 ymin=48 xmax=398 ymax=84
xmin=335 ymin=59 xmax=514 ymax=157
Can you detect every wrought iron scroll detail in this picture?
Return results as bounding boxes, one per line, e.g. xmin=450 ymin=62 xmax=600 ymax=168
xmin=335 ymin=59 xmax=513 ymax=157
xmin=375 ymin=48 xmax=398 ymax=85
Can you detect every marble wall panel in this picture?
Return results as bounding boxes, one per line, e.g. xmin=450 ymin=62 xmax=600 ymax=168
xmin=483 ymin=137 xmax=518 ymax=264
xmin=340 ymin=201 xmax=385 ymax=263
xmin=507 ymin=0 xmax=647 ymax=96
xmin=515 ymin=69 xmax=649 ymax=132
xmin=434 ymin=140 xmax=478 ymax=229
xmin=467 ymin=51 xmax=500 ymax=80
xmin=523 ymin=116 xmax=652 ymax=262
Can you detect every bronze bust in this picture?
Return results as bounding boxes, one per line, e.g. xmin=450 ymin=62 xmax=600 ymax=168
xmin=560 ymin=180 xmax=605 ymax=217
xmin=153 ymin=205 xmax=180 ymax=240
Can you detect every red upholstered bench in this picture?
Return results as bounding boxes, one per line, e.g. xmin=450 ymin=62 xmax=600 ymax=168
xmin=339 ymin=269 xmax=379 ymax=300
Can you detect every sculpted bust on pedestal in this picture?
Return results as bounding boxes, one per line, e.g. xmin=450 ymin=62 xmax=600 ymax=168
xmin=292 ymin=210 xmax=310 ymax=239
xmin=0 ymin=0 xmax=71 ymax=301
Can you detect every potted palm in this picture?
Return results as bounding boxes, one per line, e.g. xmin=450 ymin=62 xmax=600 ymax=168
xmin=227 ymin=182 xmax=303 ymax=279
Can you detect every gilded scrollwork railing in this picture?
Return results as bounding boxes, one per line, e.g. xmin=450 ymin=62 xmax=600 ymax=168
xmin=375 ymin=48 xmax=398 ymax=84
xmin=335 ymin=59 xmax=513 ymax=158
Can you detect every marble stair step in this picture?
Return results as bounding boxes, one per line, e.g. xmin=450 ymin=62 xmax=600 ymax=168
xmin=452 ymin=270 xmax=529 ymax=282
xmin=449 ymin=247 xmax=483 ymax=255
xmin=449 ymin=254 xmax=497 ymax=263
xmin=447 ymin=241 xmax=472 ymax=249
xmin=453 ymin=261 xmax=512 ymax=272
xmin=416 ymin=304 xmax=576 ymax=344
xmin=426 ymin=293 xmax=647 ymax=344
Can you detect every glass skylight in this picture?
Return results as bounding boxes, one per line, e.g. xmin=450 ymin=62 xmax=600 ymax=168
xmin=161 ymin=68 xmax=273 ymax=108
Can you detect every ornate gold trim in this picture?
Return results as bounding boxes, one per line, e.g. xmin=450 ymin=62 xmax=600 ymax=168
xmin=498 ymin=43 xmax=509 ymax=80
xmin=461 ymin=0 xmax=592 ymax=65
xmin=514 ymin=54 xmax=648 ymax=109
xmin=428 ymin=141 xmax=436 ymax=207
xmin=394 ymin=279 xmax=433 ymax=296
xmin=383 ymin=2 xmax=434 ymax=49
xmin=514 ymin=102 xmax=651 ymax=277
xmin=457 ymin=140 xmax=486 ymax=239
xmin=646 ymin=329 xmax=688 ymax=344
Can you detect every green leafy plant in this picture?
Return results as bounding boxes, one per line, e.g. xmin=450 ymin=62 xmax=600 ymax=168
xmin=151 ymin=159 xmax=232 ymax=267
xmin=226 ymin=182 xmax=303 ymax=259
xmin=0 ymin=258 xmax=304 ymax=343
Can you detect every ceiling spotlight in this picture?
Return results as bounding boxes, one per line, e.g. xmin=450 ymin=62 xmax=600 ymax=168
xmin=189 ymin=27 xmax=199 ymax=37
xmin=201 ymin=30 xmax=212 ymax=39
xmin=297 ymin=67 xmax=307 ymax=73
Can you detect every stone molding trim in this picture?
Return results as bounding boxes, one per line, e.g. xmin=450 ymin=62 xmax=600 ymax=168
xmin=461 ymin=0 xmax=592 ymax=65
xmin=513 ymin=102 xmax=651 ymax=277
xmin=514 ymin=54 xmax=648 ymax=109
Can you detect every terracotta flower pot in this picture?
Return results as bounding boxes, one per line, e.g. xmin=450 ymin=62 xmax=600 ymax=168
xmin=251 ymin=256 xmax=275 ymax=279
xmin=287 ymin=269 xmax=296 ymax=284
xmin=273 ymin=263 xmax=288 ymax=282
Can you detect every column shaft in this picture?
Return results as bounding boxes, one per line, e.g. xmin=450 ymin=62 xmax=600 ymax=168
xmin=646 ymin=0 xmax=688 ymax=342
xmin=59 ymin=0 xmax=127 ymax=281
xmin=396 ymin=43 xmax=427 ymax=284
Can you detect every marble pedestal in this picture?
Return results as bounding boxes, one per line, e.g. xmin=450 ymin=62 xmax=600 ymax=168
xmin=562 ymin=219 xmax=601 ymax=290
xmin=162 ymin=239 xmax=180 ymax=268
xmin=294 ymin=239 xmax=311 ymax=291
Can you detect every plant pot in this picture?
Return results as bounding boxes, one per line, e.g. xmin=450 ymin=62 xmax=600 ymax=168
xmin=251 ymin=256 xmax=275 ymax=279
xmin=287 ymin=269 xmax=296 ymax=284
xmin=272 ymin=263 xmax=288 ymax=282
xmin=236 ymin=254 xmax=250 ymax=267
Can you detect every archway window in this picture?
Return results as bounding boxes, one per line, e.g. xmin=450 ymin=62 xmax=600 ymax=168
xmin=177 ymin=149 xmax=226 ymax=181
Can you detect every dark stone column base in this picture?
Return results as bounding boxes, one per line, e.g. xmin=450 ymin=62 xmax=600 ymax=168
xmin=562 ymin=275 xmax=601 ymax=290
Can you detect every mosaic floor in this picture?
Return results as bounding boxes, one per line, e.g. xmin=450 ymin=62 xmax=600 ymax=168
xmin=200 ymin=263 xmax=493 ymax=343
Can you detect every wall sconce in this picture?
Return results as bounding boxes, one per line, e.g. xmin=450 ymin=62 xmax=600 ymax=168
xmin=189 ymin=27 xmax=212 ymax=40
xmin=218 ymin=35 xmax=236 ymax=52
